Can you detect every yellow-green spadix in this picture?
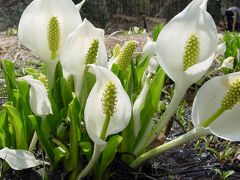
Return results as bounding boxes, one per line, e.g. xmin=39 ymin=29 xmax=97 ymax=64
xmin=84 ymin=65 xmax=131 ymax=145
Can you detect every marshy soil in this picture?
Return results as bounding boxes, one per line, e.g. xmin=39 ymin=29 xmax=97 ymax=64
xmin=1 ymin=29 xmax=240 ymax=179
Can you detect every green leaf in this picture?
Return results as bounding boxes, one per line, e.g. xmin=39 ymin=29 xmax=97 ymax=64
xmin=135 ymin=56 xmax=150 ymax=90
xmin=79 ymin=69 xmax=96 ymax=109
xmin=79 ymin=142 xmax=92 ymax=160
xmin=96 ymin=135 xmax=123 ymax=179
xmin=1 ymin=60 xmax=17 ymax=100
xmin=0 ymin=109 xmax=11 ymax=148
xmin=3 ymin=104 xmax=28 ymax=149
xmin=67 ymin=97 xmax=82 ymax=171
xmin=29 ymin=115 xmax=56 ymax=166
xmin=134 ymin=69 xmax=166 ymax=150
xmin=17 ymin=80 xmax=34 ymax=141
xmin=54 ymin=61 xmax=63 ymax=81
xmin=61 ymin=78 xmax=73 ymax=109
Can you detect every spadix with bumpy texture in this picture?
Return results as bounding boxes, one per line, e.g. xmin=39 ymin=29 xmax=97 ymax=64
xmin=116 ymin=41 xmax=136 ymax=70
xmin=221 ymin=79 xmax=240 ymax=110
xmin=85 ymin=39 xmax=99 ymax=65
xmin=112 ymin=44 xmax=121 ymax=58
xmin=192 ymin=72 xmax=240 ymax=141
xmin=48 ymin=16 xmax=60 ymax=60
xmin=102 ymin=81 xmax=118 ymax=117
xmin=183 ymin=34 xmax=200 ymax=71
xmin=84 ymin=65 xmax=131 ymax=145
xmin=156 ymin=0 xmax=217 ymax=87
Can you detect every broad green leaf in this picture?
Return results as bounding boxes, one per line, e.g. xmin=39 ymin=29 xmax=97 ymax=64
xmin=1 ymin=60 xmax=17 ymax=100
xmin=135 ymin=56 xmax=150 ymax=88
xmin=79 ymin=69 xmax=96 ymax=110
xmin=4 ymin=105 xmax=27 ymax=149
xmin=29 ymin=115 xmax=56 ymax=166
xmin=96 ymin=135 xmax=123 ymax=179
xmin=54 ymin=61 xmax=63 ymax=81
xmin=0 ymin=109 xmax=11 ymax=148
xmin=134 ymin=69 xmax=166 ymax=149
xmin=79 ymin=142 xmax=92 ymax=160
xmin=67 ymin=97 xmax=81 ymax=171
xmin=17 ymin=80 xmax=33 ymax=141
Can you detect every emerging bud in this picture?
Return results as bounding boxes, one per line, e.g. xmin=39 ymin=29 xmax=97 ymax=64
xmin=116 ymin=41 xmax=136 ymax=70
xmin=183 ymin=33 xmax=200 ymax=71
xmin=221 ymin=79 xmax=240 ymax=110
xmin=101 ymin=81 xmax=118 ymax=117
xmin=48 ymin=16 xmax=61 ymax=60
xmin=112 ymin=44 xmax=121 ymax=58
xmin=85 ymin=39 xmax=99 ymax=65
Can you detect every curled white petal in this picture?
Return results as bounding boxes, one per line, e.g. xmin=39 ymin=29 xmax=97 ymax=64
xmin=60 ymin=19 xmax=108 ymax=76
xmin=192 ymin=72 xmax=240 ymax=141
xmin=156 ymin=0 xmax=217 ymax=86
xmin=18 ymin=0 xmax=82 ymax=61
xmin=0 ymin=148 xmax=49 ymax=170
xmin=84 ymin=65 xmax=132 ymax=145
xmin=20 ymin=75 xmax=52 ymax=116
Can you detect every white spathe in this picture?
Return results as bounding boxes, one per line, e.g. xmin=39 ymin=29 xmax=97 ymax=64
xmin=84 ymin=65 xmax=132 ymax=145
xmin=61 ymin=19 xmax=107 ymax=75
xmin=192 ymin=72 xmax=240 ymax=141
xmin=0 ymin=148 xmax=49 ymax=170
xmin=216 ymin=42 xmax=226 ymax=57
xmin=143 ymin=36 xmax=156 ymax=58
xmin=221 ymin=56 xmax=234 ymax=69
xmin=155 ymin=0 xmax=217 ymax=88
xmin=60 ymin=19 xmax=108 ymax=93
xmin=18 ymin=0 xmax=82 ymax=61
xmin=20 ymin=75 xmax=53 ymax=116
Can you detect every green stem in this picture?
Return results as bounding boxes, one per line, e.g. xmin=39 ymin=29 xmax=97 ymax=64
xmin=133 ymin=84 xmax=188 ymax=156
xmin=130 ymin=127 xmax=209 ymax=168
xmin=28 ymin=131 xmax=38 ymax=152
xmin=100 ymin=115 xmax=111 ymax=140
xmin=45 ymin=60 xmax=58 ymax=89
xmin=77 ymin=115 xmax=111 ymax=179
xmin=73 ymin=74 xmax=84 ymax=98
xmin=200 ymin=107 xmax=225 ymax=127
xmin=77 ymin=144 xmax=102 ymax=179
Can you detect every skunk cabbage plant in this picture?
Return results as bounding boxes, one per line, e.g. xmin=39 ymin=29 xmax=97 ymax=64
xmin=192 ymin=72 xmax=240 ymax=141
xmin=60 ymin=19 xmax=108 ymax=94
xmin=18 ymin=0 xmax=82 ymax=86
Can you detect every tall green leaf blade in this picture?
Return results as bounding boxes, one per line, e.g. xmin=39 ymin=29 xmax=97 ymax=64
xmin=1 ymin=60 xmax=17 ymax=101
xmin=67 ymin=97 xmax=81 ymax=172
xmin=96 ymin=135 xmax=123 ymax=179
xmin=3 ymin=105 xmax=28 ymax=149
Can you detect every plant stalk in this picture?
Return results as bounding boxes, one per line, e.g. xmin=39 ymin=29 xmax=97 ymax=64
xmin=134 ymin=84 xmax=188 ymax=156
xmin=77 ymin=144 xmax=102 ymax=179
xmin=130 ymin=127 xmax=210 ymax=168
